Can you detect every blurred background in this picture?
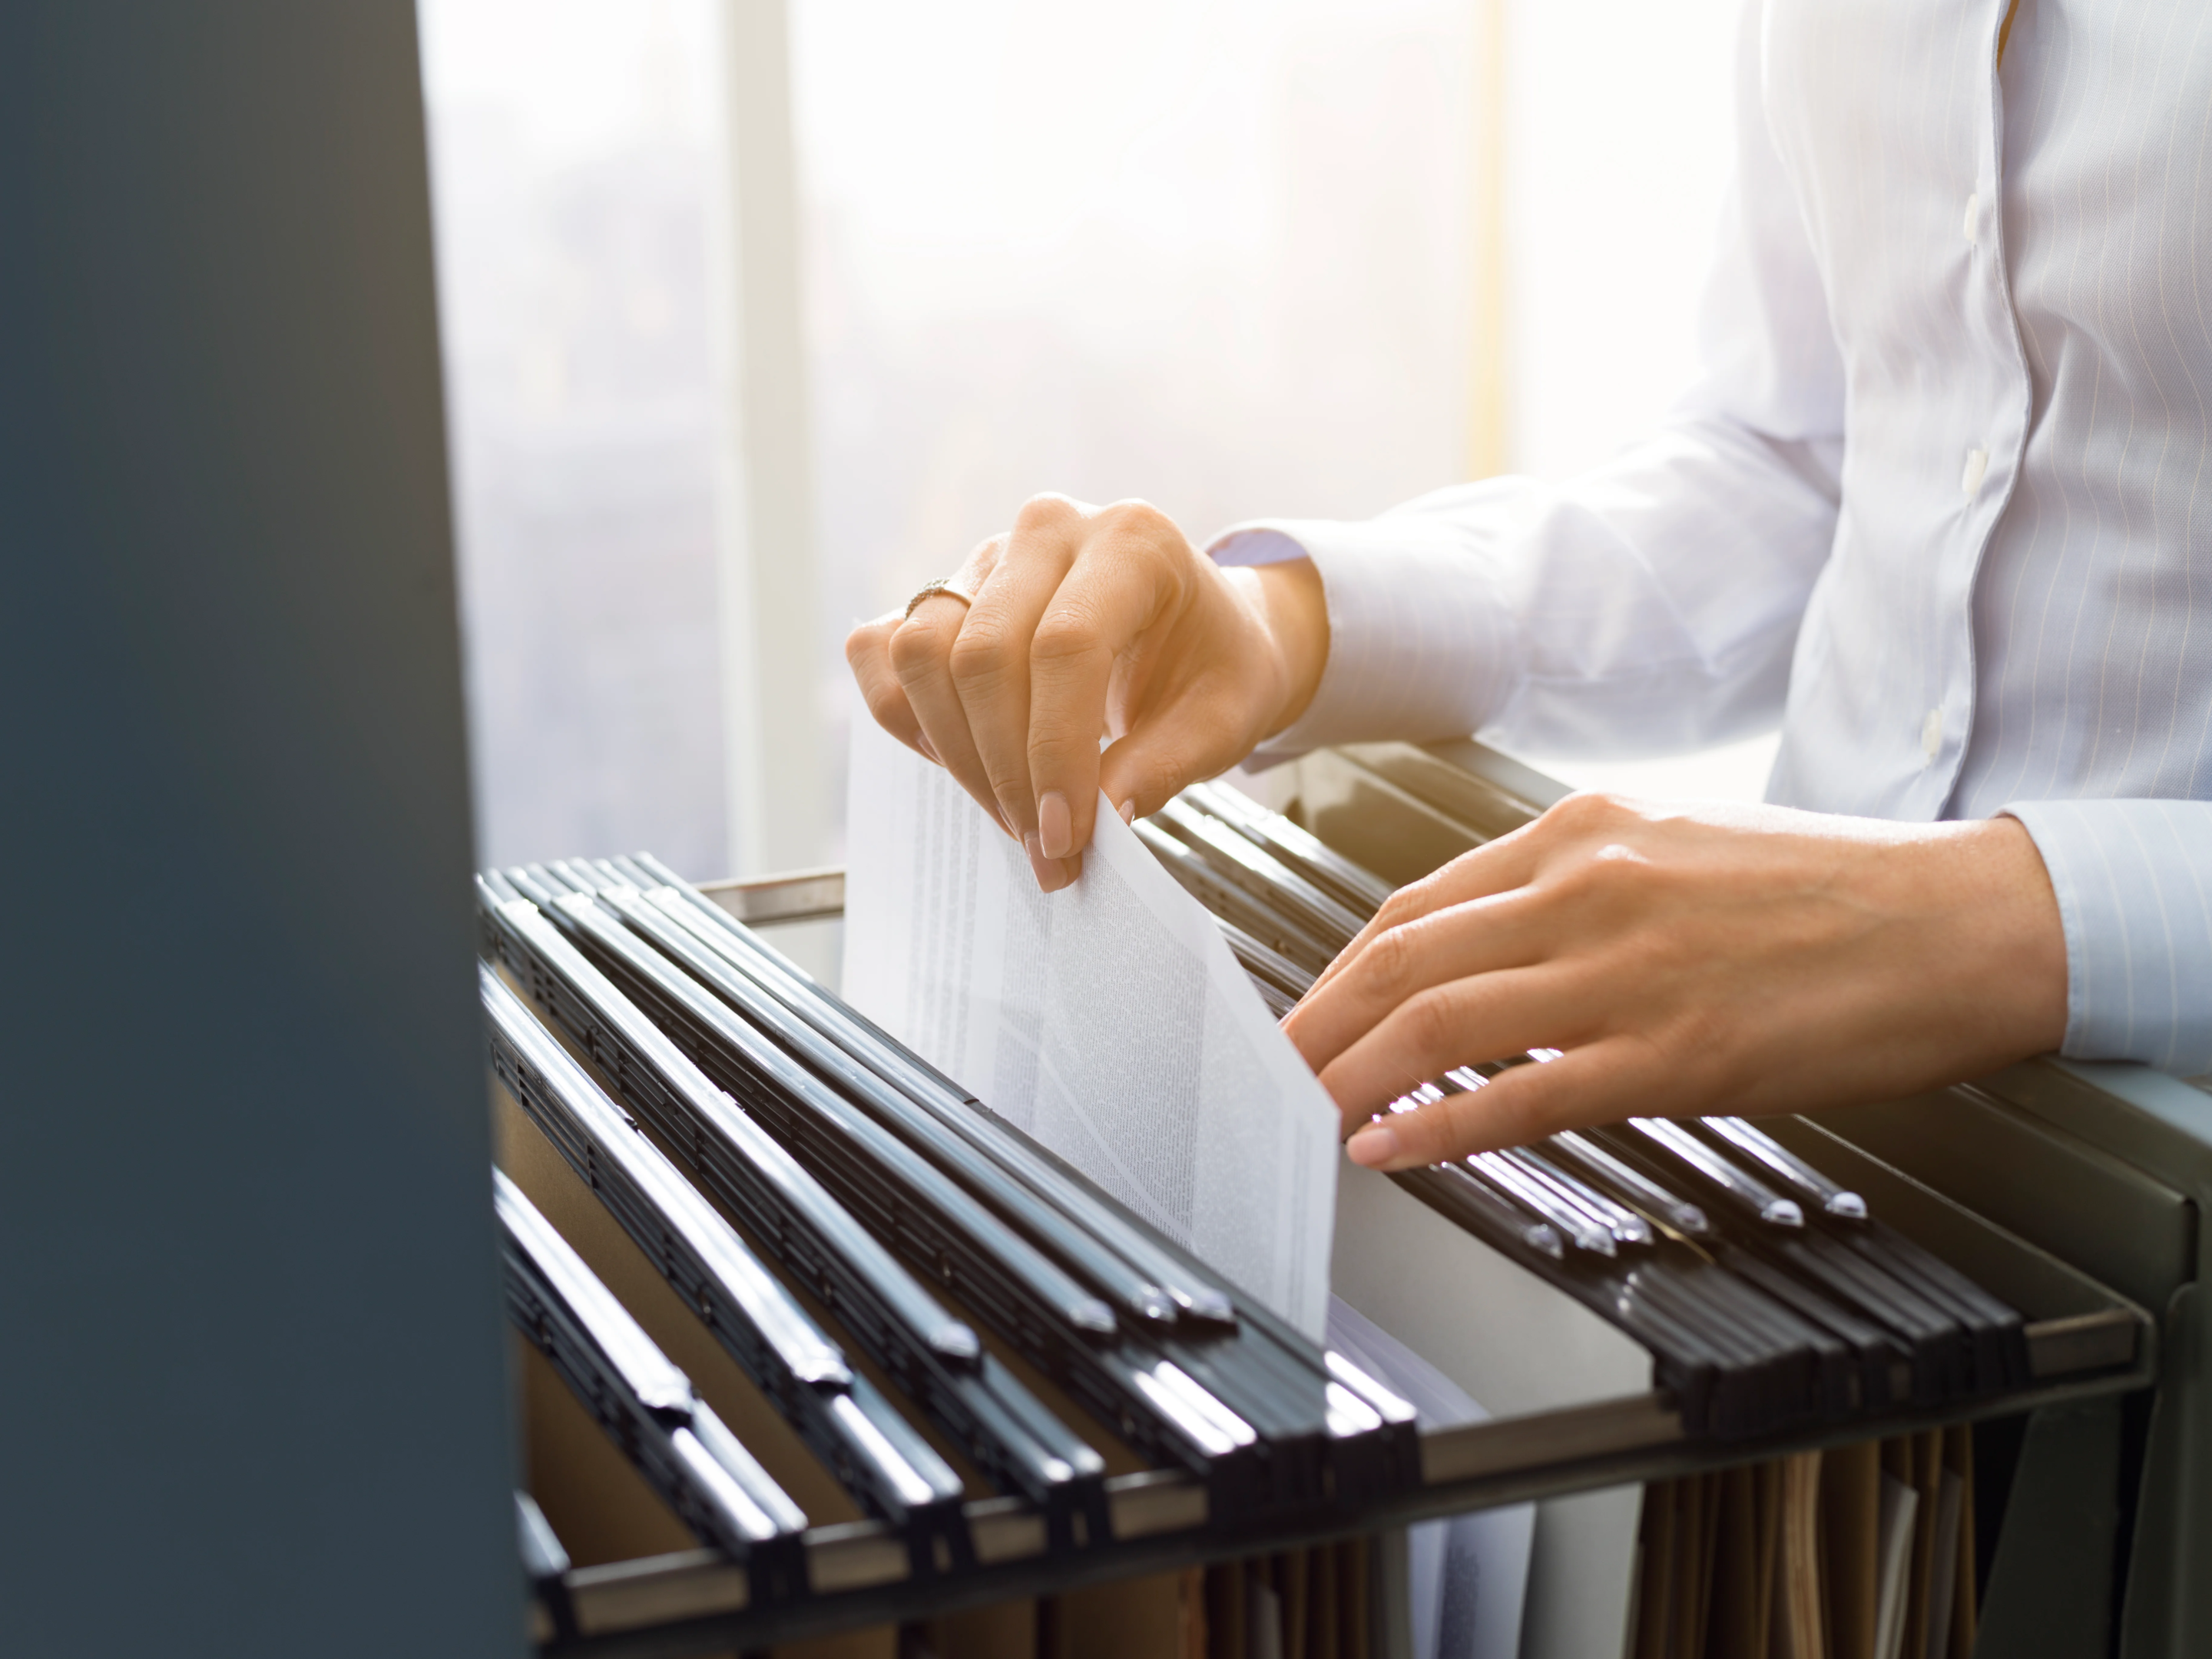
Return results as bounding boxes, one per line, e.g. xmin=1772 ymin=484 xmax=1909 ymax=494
xmin=419 ymin=0 xmax=1767 ymax=890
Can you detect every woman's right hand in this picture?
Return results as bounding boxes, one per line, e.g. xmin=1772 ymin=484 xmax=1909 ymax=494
xmin=845 ymin=493 xmax=1330 ymax=892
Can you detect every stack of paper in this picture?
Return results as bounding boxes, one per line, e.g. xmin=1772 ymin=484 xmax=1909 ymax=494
xmin=841 ymin=717 xmax=1339 ymax=1339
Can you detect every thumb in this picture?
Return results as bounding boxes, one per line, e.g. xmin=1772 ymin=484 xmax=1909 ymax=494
xmin=1097 ymin=701 xmax=1250 ymax=826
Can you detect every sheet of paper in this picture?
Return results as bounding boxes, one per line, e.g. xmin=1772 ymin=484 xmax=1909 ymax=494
xmin=1329 ymin=1161 xmax=1649 ymax=1659
xmin=842 ymin=715 xmax=1339 ymax=1339
xmin=1921 ymin=1469 xmax=1963 ymax=1659
xmin=1327 ymin=1298 xmax=1535 ymax=1659
xmin=1873 ymin=1472 xmax=1921 ymax=1659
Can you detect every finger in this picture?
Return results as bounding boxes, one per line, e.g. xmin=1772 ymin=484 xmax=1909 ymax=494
xmin=896 ymin=630 xmax=1012 ymax=838
xmin=1342 ymin=1039 xmax=1652 ymax=1167
xmin=1314 ymin=962 xmax=1598 ymax=1128
xmin=1281 ymin=886 xmax=1550 ymax=1073
xmin=1027 ymin=501 xmax=1193 ymax=858
xmin=949 ymin=500 xmax=1085 ymax=869
xmin=846 ymin=613 xmax=928 ymax=754
xmin=890 ymin=541 xmax=1013 ymax=839
xmin=1095 ymin=675 xmax=1266 ymax=828
xmin=1300 ymin=833 xmax=1541 ymax=1005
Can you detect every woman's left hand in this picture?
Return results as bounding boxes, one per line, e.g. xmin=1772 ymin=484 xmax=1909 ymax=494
xmin=1280 ymin=792 xmax=2070 ymax=1168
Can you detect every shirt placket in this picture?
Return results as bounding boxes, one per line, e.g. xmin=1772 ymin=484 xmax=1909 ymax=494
xmin=1929 ymin=0 xmax=2035 ymax=817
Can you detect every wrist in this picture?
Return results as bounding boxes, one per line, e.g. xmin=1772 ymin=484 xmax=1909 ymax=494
xmin=1235 ymin=558 xmax=1328 ymax=738
xmin=1971 ymin=815 xmax=2071 ymax=1053
xmin=1889 ymin=815 xmax=2069 ymax=1059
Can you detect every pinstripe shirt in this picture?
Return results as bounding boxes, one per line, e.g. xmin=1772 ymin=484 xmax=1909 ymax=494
xmin=1212 ymin=0 xmax=2212 ymax=1073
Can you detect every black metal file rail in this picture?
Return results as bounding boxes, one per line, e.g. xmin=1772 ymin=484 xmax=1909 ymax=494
xmin=492 ymin=869 xmax=1114 ymax=1552
xmin=1131 ymin=818 xmax=1340 ymax=981
xmin=515 ymin=1493 xmax=576 ymax=1641
xmin=1182 ymin=779 xmax=1395 ymax=916
xmin=1137 ymin=784 xmax=2035 ymax=1441
xmin=602 ymin=855 xmax=1426 ymax=1512
xmin=497 ymin=1167 xmax=812 ymax=1603
xmin=488 ymin=861 xmax=1422 ymax=1532
xmin=1152 ymin=796 xmax=1367 ymax=955
xmin=597 ymin=863 xmax=1416 ymax=1504
xmin=595 ymin=866 xmax=1194 ymax=1336
xmin=559 ymin=866 xmax=1399 ymax=1520
xmin=617 ymin=854 xmax=1243 ymax=1336
xmin=544 ymin=864 xmax=1132 ymax=1357
xmin=480 ymin=945 xmax=973 ymax=1575
xmin=522 ymin=864 xmax=1273 ymax=1522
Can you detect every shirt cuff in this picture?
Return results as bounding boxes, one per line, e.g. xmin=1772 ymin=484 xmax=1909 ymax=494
xmin=1204 ymin=507 xmax=1527 ymax=763
xmin=2002 ymin=798 xmax=2212 ymax=1075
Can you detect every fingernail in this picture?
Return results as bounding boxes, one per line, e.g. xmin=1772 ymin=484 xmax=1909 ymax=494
xmin=1346 ymin=1125 xmax=1399 ymax=1168
xmin=1024 ymin=833 xmax=1063 ymax=893
xmin=1038 ymin=790 xmax=1072 ymax=859
xmin=916 ymin=732 xmax=940 ymax=764
xmin=1118 ymin=798 xmax=1136 ymax=826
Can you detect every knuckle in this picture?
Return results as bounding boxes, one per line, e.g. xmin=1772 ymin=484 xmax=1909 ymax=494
xmin=1029 ymin=609 xmax=1100 ymax=667
xmin=1548 ymin=790 xmax=1620 ymax=833
xmin=1137 ymin=738 xmax=1201 ymax=796
xmin=1373 ymin=887 xmax=1427 ymax=933
xmin=1549 ymin=790 xmax=1659 ymax=851
xmin=888 ymin=617 xmax=948 ymax=677
xmin=843 ymin=618 xmax=889 ymax=667
xmin=946 ymin=624 xmax=1014 ymax=687
xmin=1398 ymin=985 xmax=1465 ymax=1065
xmin=1099 ymin=497 xmax=1174 ymax=542
xmin=1094 ymin=500 xmax=1189 ymax=591
xmin=859 ymin=684 xmax=907 ymax=729
xmin=1554 ymin=840 xmax=1653 ymax=913
xmin=1026 ymin=730 xmax=1092 ymax=777
xmin=1014 ymin=492 xmax=1080 ymax=537
xmin=1564 ymin=843 xmax=1631 ymax=887
xmin=1358 ymin=924 xmax=1422 ymax=1004
xmin=1108 ymin=770 xmax=1174 ymax=824
xmin=1442 ymin=1088 xmax=1509 ymax=1153
xmin=1388 ymin=1110 xmax=1442 ymax=1164
xmin=1481 ymin=1084 xmax=1556 ymax=1148
xmin=980 ymin=763 xmax=1027 ymax=805
xmin=1432 ymin=846 xmax=1485 ymax=882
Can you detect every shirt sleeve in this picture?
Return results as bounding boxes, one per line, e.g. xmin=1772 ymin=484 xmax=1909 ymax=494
xmin=1210 ymin=0 xmax=1846 ymax=764
xmin=2002 ymin=800 xmax=2212 ymax=1075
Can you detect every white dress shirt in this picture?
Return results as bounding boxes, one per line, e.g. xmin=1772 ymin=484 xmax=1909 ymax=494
xmin=1210 ymin=0 xmax=2212 ymax=1074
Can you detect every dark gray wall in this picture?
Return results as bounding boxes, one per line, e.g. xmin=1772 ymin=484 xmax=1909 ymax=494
xmin=0 ymin=5 xmax=518 ymax=1652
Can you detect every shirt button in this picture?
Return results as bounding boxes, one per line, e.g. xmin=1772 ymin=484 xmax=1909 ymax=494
xmin=1922 ymin=707 xmax=1944 ymax=763
xmin=1963 ymin=190 xmax=1979 ymax=244
xmin=1962 ymin=446 xmax=1989 ymax=497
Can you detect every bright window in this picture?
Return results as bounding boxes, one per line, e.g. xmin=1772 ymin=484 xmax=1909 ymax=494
xmin=421 ymin=0 xmax=1760 ymax=883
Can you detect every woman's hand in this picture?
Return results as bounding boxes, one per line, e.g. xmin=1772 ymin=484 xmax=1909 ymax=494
xmin=1282 ymin=793 xmax=2070 ymax=1166
xmin=846 ymin=495 xmax=1328 ymax=891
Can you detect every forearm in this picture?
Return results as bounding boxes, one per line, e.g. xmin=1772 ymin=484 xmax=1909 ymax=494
xmin=1209 ymin=413 xmax=1843 ymax=762
xmin=1220 ymin=558 xmax=1327 ymax=740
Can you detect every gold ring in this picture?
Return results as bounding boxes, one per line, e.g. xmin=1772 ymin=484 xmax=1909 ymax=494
xmin=904 ymin=578 xmax=978 ymax=619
